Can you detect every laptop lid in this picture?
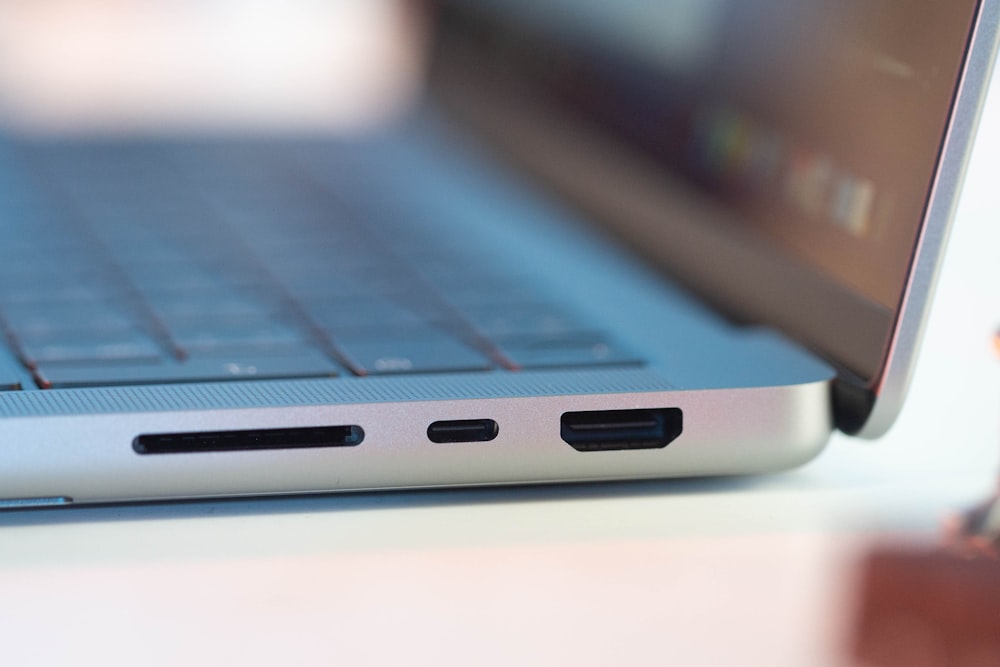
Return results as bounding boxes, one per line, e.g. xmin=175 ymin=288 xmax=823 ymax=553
xmin=428 ymin=0 xmax=1000 ymax=437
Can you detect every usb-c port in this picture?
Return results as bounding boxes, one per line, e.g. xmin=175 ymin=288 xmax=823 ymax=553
xmin=427 ymin=419 xmax=499 ymax=443
xmin=560 ymin=408 xmax=682 ymax=452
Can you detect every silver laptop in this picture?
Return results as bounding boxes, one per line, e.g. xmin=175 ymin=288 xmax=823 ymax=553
xmin=0 ymin=1 xmax=996 ymax=507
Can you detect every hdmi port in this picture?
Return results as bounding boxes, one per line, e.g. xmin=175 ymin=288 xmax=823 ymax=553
xmin=560 ymin=408 xmax=682 ymax=452
xmin=133 ymin=425 xmax=364 ymax=454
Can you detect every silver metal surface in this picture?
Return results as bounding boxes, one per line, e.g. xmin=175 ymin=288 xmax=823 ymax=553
xmin=0 ymin=375 xmax=831 ymax=504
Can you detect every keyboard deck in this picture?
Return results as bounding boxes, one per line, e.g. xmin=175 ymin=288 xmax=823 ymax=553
xmin=0 ymin=136 xmax=640 ymax=390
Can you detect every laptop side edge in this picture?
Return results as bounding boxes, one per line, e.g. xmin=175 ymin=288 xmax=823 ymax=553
xmin=851 ymin=0 xmax=1000 ymax=437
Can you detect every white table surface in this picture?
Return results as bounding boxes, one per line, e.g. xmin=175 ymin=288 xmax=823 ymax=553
xmin=2 ymin=61 xmax=999 ymax=667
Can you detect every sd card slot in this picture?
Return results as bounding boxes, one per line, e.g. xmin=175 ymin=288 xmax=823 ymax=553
xmin=133 ymin=425 xmax=364 ymax=454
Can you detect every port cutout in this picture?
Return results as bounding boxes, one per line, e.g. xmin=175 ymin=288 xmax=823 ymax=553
xmin=427 ymin=419 xmax=499 ymax=443
xmin=560 ymin=408 xmax=682 ymax=452
xmin=133 ymin=425 xmax=364 ymax=454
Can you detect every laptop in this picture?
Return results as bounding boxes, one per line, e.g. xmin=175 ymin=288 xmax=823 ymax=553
xmin=0 ymin=0 xmax=996 ymax=507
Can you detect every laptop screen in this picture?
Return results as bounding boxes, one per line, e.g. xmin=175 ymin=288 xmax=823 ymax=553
xmin=435 ymin=0 xmax=981 ymax=383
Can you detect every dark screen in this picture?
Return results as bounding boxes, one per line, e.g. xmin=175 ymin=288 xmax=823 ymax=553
xmin=446 ymin=0 xmax=979 ymax=311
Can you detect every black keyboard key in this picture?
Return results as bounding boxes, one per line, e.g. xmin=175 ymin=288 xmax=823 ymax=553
xmin=172 ymin=318 xmax=309 ymax=355
xmin=281 ymin=273 xmax=414 ymax=300
xmin=498 ymin=333 xmax=642 ymax=369
xmin=0 ymin=301 xmax=138 ymax=334
xmin=336 ymin=337 xmax=493 ymax=375
xmin=323 ymin=322 xmax=450 ymax=342
xmin=308 ymin=298 xmax=429 ymax=333
xmin=0 ymin=376 xmax=21 ymax=391
xmin=34 ymin=350 xmax=340 ymax=388
xmin=463 ymin=303 xmax=589 ymax=337
xmin=148 ymin=292 xmax=277 ymax=322
xmin=0 ymin=354 xmax=23 ymax=391
xmin=0 ymin=282 xmax=125 ymax=307
xmin=17 ymin=330 xmax=165 ymax=364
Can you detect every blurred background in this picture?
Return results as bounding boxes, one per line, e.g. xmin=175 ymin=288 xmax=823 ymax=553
xmin=0 ymin=0 xmax=425 ymax=132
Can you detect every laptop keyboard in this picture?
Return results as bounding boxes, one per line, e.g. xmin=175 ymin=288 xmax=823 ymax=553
xmin=0 ymin=137 xmax=641 ymax=390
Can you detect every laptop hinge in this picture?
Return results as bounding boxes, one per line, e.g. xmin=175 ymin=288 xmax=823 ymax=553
xmin=832 ymin=373 xmax=877 ymax=435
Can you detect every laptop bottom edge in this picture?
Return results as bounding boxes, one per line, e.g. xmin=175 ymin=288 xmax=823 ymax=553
xmin=1 ymin=379 xmax=832 ymax=505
